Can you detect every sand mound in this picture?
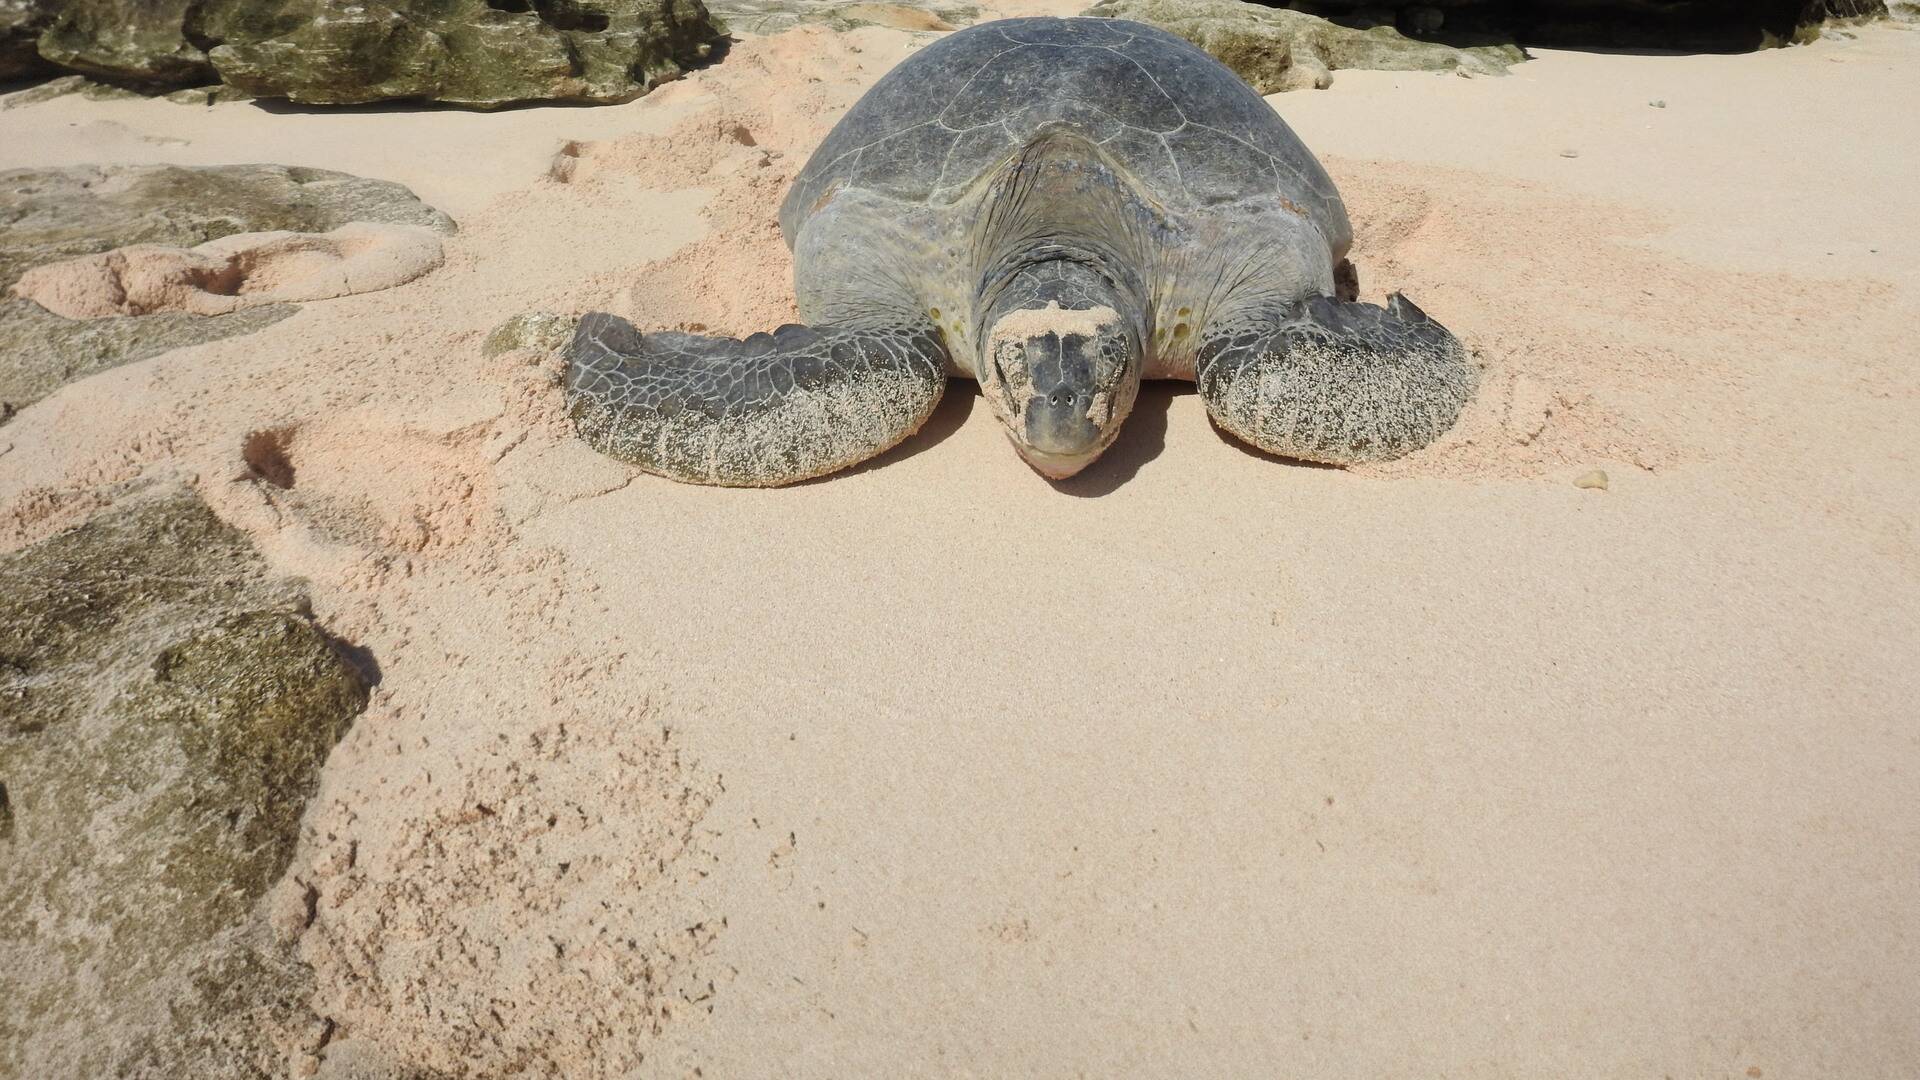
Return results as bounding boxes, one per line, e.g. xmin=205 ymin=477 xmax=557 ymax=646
xmin=12 ymin=223 xmax=444 ymax=318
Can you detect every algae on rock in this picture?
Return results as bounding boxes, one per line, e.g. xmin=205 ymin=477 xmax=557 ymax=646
xmin=35 ymin=0 xmax=214 ymax=86
xmin=5 ymin=0 xmax=724 ymax=105
xmin=1084 ymin=0 xmax=1525 ymax=93
xmin=202 ymin=0 xmax=727 ymax=107
xmin=0 ymin=485 xmax=371 ymax=1078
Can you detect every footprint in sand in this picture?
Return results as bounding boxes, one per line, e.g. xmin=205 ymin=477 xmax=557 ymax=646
xmin=238 ymin=416 xmax=495 ymax=556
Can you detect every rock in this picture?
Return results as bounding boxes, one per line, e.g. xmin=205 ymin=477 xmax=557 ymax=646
xmin=35 ymin=0 xmax=213 ymax=86
xmin=8 ymin=0 xmax=723 ymax=105
xmin=0 ymin=300 xmax=296 ymax=422
xmin=163 ymin=82 xmax=257 ymax=105
xmin=0 ymin=485 xmax=371 ymax=1078
xmin=205 ymin=0 xmax=726 ymax=108
xmin=482 ymin=310 xmax=577 ymax=358
xmin=704 ymin=0 xmax=976 ymax=34
xmin=0 ymin=72 xmax=146 ymax=109
xmin=1574 ymin=468 xmax=1609 ymax=490
xmin=1082 ymin=0 xmax=1526 ymax=95
xmin=1 ymin=163 xmax=452 ymax=422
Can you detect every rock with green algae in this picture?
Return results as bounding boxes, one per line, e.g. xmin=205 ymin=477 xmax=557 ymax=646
xmin=0 ymin=485 xmax=371 ymax=1078
xmin=1083 ymin=0 xmax=1525 ymax=93
xmin=0 ymin=299 xmax=297 ymax=424
xmin=33 ymin=0 xmax=214 ymax=86
xmin=0 ymin=72 xmax=148 ymax=109
xmin=7 ymin=0 xmax=722 ymax=105
xmin=1 ymin=163 xmax=453 ymax=424
xmin=202 ymin=0 xmax=726 ymax=108
xmin=482 ymin=310 xmax=577 ymax=358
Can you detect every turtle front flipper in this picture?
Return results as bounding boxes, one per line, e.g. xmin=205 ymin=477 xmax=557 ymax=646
xmin=565 ymin=313 xmax=948 ymax=487
xmin=1194 ymin=294 xmax=1478 ymax=466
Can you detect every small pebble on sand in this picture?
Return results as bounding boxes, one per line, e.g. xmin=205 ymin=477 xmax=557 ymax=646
xmin=1574 ymin=469 xmax=1610 ymax=490
xmin=1559 ymin=149 xmax=1580 ymax=158
xmin=1650 ymin=99 xmax=1667 ymax=108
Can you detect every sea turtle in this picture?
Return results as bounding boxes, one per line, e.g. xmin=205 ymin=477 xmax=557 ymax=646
xmin=565 ymin=15 xmax=1477 ymax=485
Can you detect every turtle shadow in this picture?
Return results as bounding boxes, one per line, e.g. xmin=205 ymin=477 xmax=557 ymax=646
xmin=1212 ymin=419 xmax=1346 ymax=472
xmin=1048 ymin=381 xmax=1180 ymax=498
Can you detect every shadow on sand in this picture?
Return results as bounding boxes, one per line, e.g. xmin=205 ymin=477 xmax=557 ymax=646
xmin=1048 ymin=380 xmax=1180 ymax=498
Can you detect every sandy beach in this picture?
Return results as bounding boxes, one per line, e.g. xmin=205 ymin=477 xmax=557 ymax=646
xmin=2 ymin=7 xmax=1917 ymax=1076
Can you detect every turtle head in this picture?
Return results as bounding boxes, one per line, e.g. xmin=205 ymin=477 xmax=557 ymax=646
xmin=978 ymin=261 xmax=1141 ymax=479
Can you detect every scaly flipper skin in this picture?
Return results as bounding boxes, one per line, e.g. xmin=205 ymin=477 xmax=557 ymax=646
xmin=1195 ymin=293 xmax=1478 ymax=465
xmin=564 ymin=313 xmax=949 ymax=487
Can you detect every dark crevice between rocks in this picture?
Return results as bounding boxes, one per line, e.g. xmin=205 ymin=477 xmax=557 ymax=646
xmin=533 ymin=0 xmax=612 ymax=33
xmin=1268 ymin=1 xmax=1889 ymax=52
xmin=0 ymin=779 xmax=13 ymax=841
xmin=484 ymin=0 xmax=612 ymax=32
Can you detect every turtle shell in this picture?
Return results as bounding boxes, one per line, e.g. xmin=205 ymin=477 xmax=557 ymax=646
xmin=778 ymin=16 xmax=1348 ymax=247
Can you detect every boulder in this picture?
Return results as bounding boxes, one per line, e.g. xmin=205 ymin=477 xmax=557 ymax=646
xmin=0 ymin=73 xmax=147 ymax=108
xmin=1084 ymin=0 xmax=1525 ymax=94
xmin=0 ymin=486 xmax=371 ymax=1078
xmin=206 ymin=0 xmax=725 ymax=107
xmin=1 ymin=163 xmax=453 ymax=422
xmin=35 ymin=0 xmax=212 ymax=86
xmin=10 ymin=0 xmax=724 ymax=105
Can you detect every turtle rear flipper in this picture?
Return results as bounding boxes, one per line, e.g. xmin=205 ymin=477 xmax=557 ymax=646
xmin=1194 ymin=294 xmax=1477 ymax=466
xmin=565 ymin=313 xmax=949 ymax=487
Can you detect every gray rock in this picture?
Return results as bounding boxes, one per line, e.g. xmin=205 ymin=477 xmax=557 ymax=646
xmin=0 ymin=72 xmax=147 ymax=109
xmin=163 ymin=82 xmax=258 ymax=105
xmin=0 ymin=299 xmax=297 ymax=422
xmin=9 ymin=0 xmax=723 ymax=106
xmin=1 ymin=163 xmax=452 ymax=422
xmin=0 ymin=485 xmax=370 ymax=1078
xmin=204 ymin=0 xmax=725 ymax=107
xmin=1083 ymin=0 xmax=1525 ymax=94
xmin=35 ymin=0 xmax=212 ymax=86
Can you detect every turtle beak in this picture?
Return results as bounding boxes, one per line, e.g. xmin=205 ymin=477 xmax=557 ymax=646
xmin=1012 ymin=443 xmax=1104 ymax=479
